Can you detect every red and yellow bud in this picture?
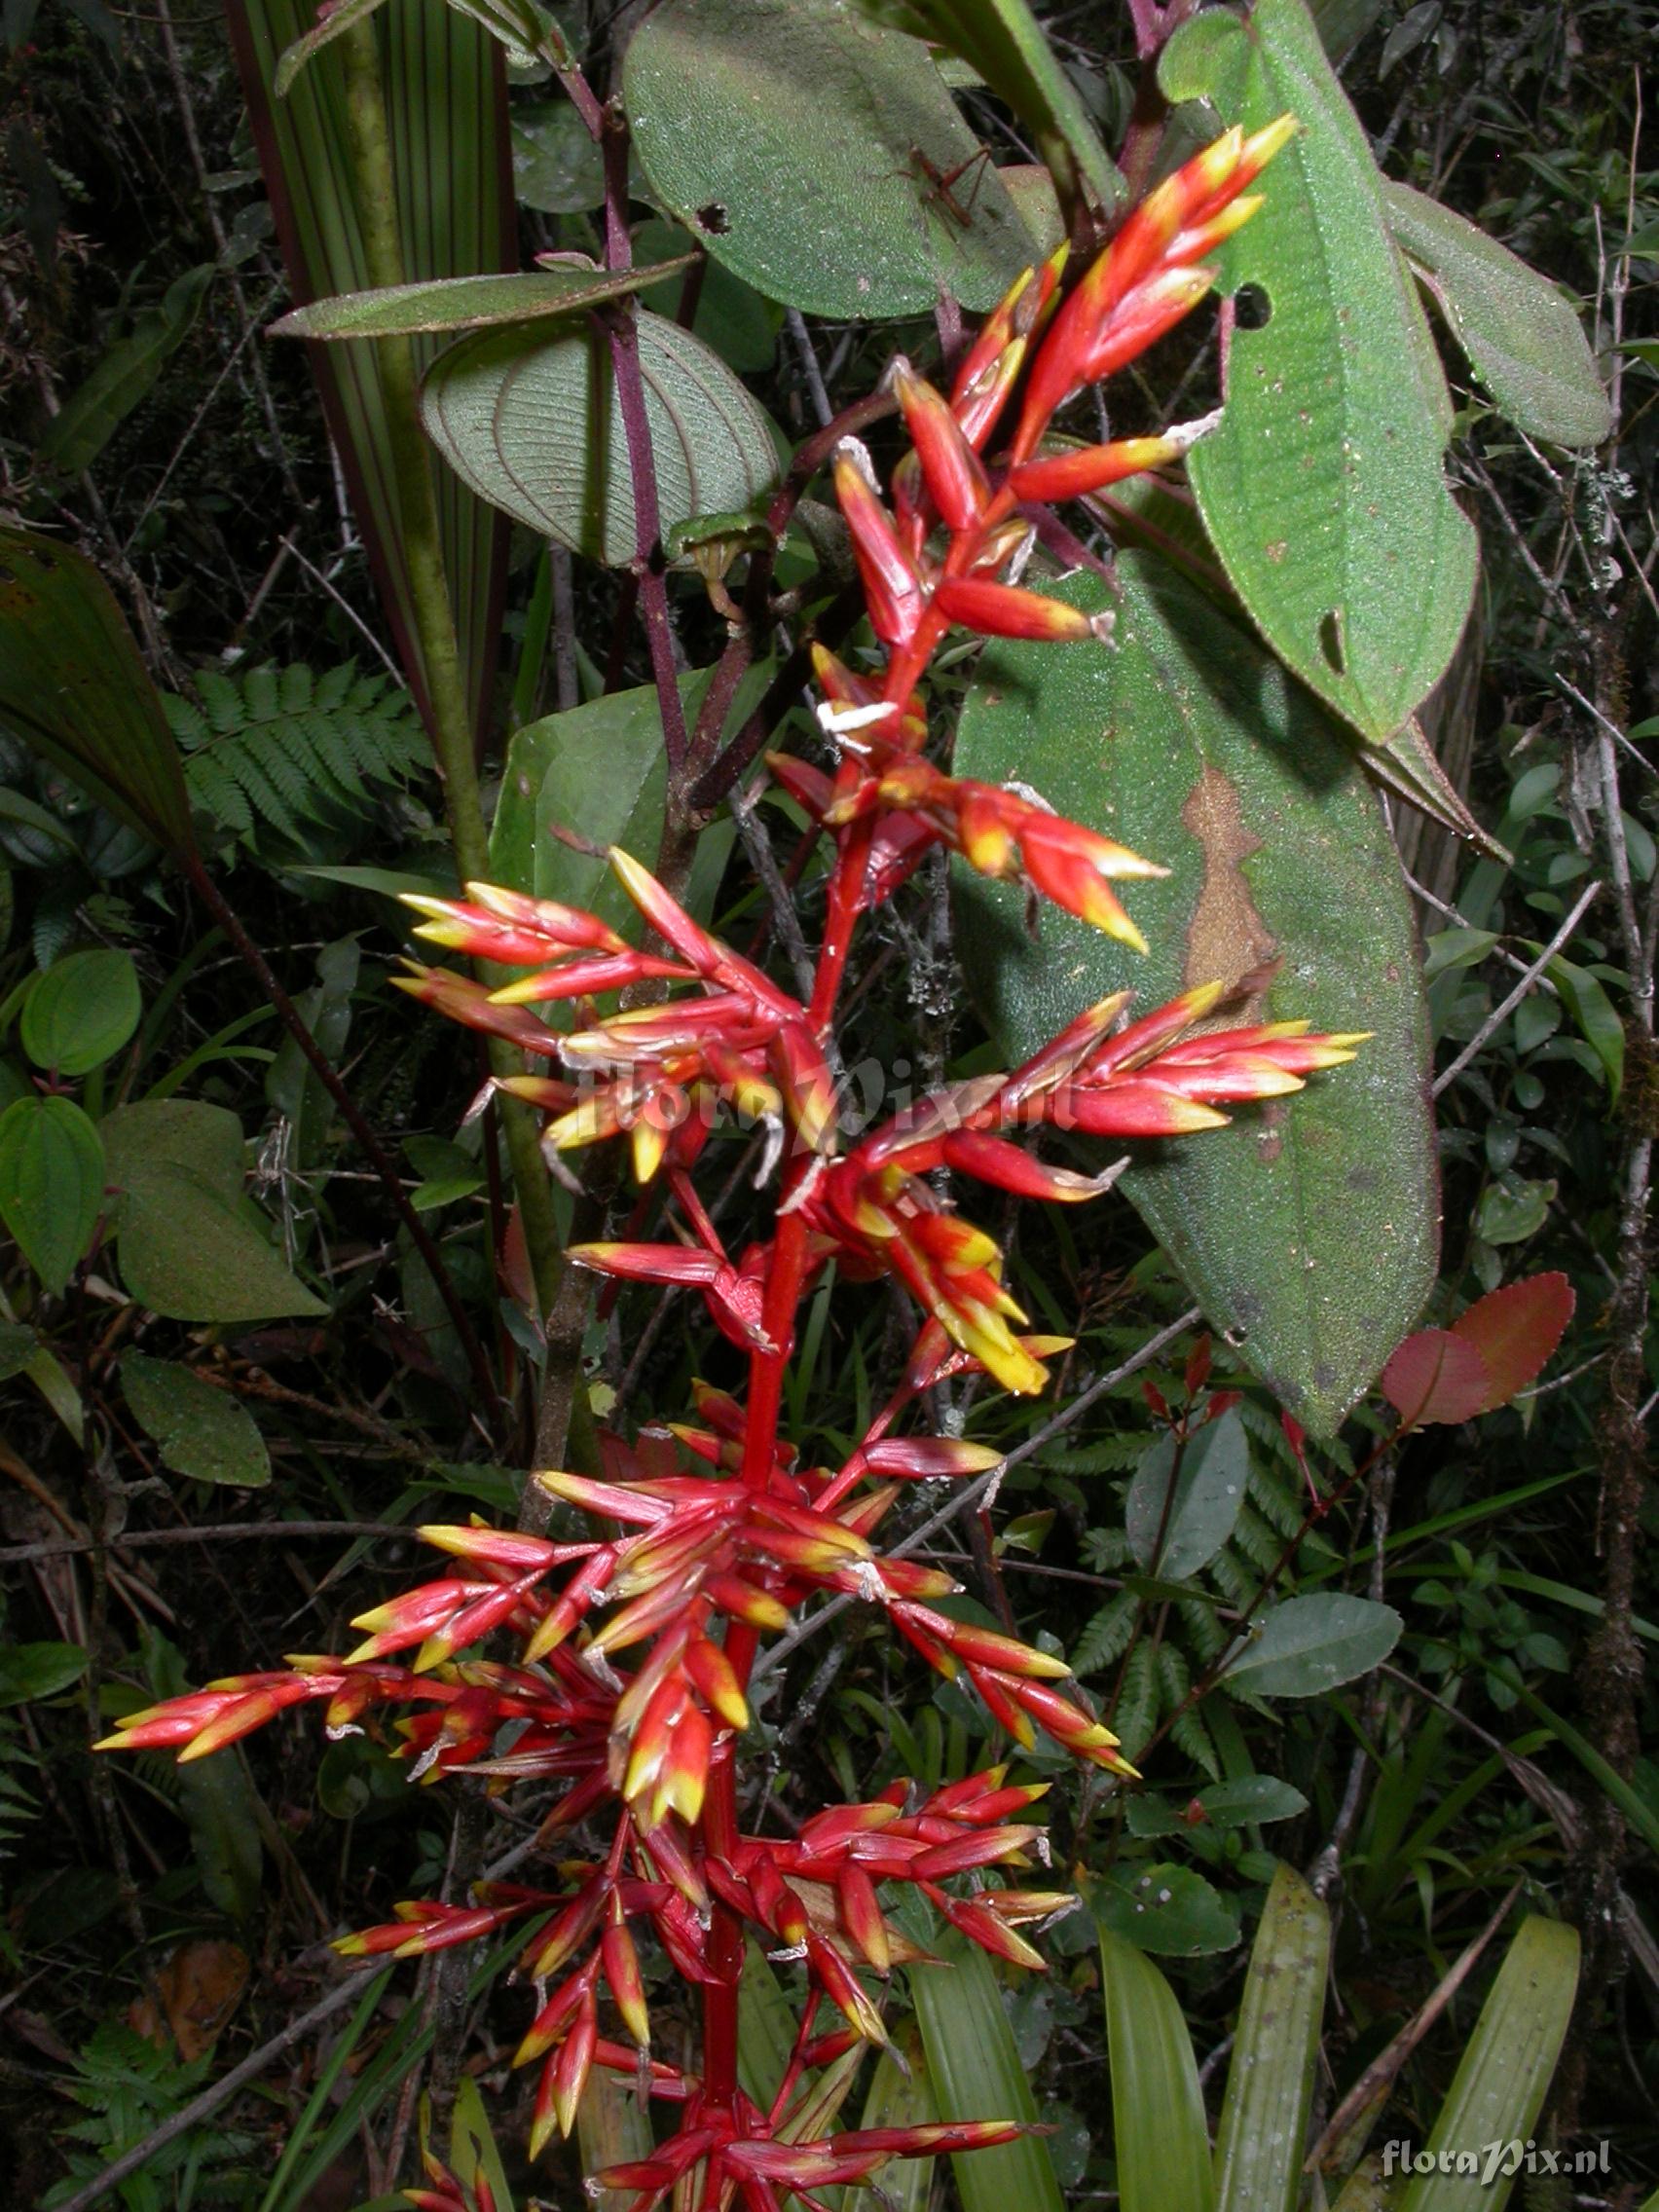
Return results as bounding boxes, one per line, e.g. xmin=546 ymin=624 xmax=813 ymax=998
xmin=889 ymin=358 xmax=989 ymax=533
xmin=933 ymin=576 xmax=1110 ymax=645
xmin=601 ymin=1899 xmax=651 ymax=2047
xmin=833 ymin=439 xmax=925 ymax=649
xmin=836 ymin=1862 xmax=892 ymax=1972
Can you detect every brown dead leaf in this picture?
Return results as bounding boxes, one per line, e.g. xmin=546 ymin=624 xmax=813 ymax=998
xmin=128 ymin=1939 xmax=249 ymax=2060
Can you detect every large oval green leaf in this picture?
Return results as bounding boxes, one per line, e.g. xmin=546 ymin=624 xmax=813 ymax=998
xmin=20 ymin=949 xmax=141 ymax=1078
xmin=0 ymin=1095 xmax=106 ymax=1296
xmin=622 ymin=0 xmax=1037 ymax=318
xmin=954 ymin=559 xmax=1437 ymax=1434
xmin=121 ymin=1352 xmax=272 ymax=1489
xmin=1164 ymin=0 xmax=1479 ymax=743
xmin=421 ymin=310 xmax=780 ymax=567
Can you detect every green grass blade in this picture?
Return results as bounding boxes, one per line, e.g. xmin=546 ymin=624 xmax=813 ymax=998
xmin=845 ymin=2026 xmax=939 ymax=2212
xmin=908 ymin=1935 xmax=1065 ymax=2212
xmin=1517 ymin=1689 xmax=1659 ymax=1856
xmin=1396 ymin=1916 xmax=1580 ymax=2212
xmin=1100 ymin=1928 xmax=1217 ymax=2212
xmin=1214 ymin=1864 xmax=1330 ymax=2212
xmin=738 ymin=1938 xmax=798 ymax=2114
xmin=224 ymin=0 xmax=512 ymax=749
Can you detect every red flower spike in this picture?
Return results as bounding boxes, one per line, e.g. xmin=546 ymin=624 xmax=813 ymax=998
xmin=831 ymin=440 xmax=926 ymax=649
xmin=389 ymin=967 xmax=561 ymax=1058
xmin=1007 ymin=417 xmax=1218 ymax=505
xmin=888 ymin=358 xmax=989 ymax=532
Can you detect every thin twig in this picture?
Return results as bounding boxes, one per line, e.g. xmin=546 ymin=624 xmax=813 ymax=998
xmin=1432 ymin=879 xmax=1602 ymax=1097
xmin=0 ymin=1522 xmax=414 ymax=1567
xmin=48 ymin=1972 xmax=385 ymax=2212
xmin=750 ymin=1306 xmax=1201 ymax=1687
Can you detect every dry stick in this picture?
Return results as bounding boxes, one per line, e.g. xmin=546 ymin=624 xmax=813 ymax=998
xmin=48 ymin=1972 xmax=382 ymax=2212
xmin=183 ymin=856 xmax=502 ymax=1425
xmin=1303 ymin=1881 xmax=1523 ymax=2177
xmin=1431 ymin=878 xmax=1602 ymax=1098
xmin=276 ymin=532 xmax=405 ymax=682
xmin=1398 ymin=860 xmax=1563 ymax=998
xmin=750 ymin=1306 xmax=1202 ymax=1688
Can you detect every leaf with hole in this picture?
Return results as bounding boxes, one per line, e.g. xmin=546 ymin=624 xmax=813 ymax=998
xmin=20 ymin=949 xmax=141 ymax=1077
xmin=0 ymin=527 xmax=194 ymax=851
xmin=0 ymin=1094 xmax=106 ymax=1295
xmin=954 ymin=560 xmax=1437 ymax=1436
xmin=121 ymin=1353 xmax=273 ymax=1489
xmin=1225 ymin=1593 xmax=1402 ymax=1698
xmin=623 ymin=0 xmax=1036 ymax=319
xmin=1091 ymin=1864 xmax=1240 ymax=1959
xmin=1383 ymin=181 xmax=1611 ymax=447
xmin=1161 ymin=0 xmax=1478 ymax=743
xmin=422 ymin=310 xmax=780 ymax=567
xmin=271 ymin=256 xmax=696 ymax=341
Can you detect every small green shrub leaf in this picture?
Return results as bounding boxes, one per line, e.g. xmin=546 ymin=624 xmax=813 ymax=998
xmin=1384 ymin=181 xmax=1612 ymax=447
xmin=0 ymin=1094 xmax=106 ymax=1295
xmin=20 ymin=949 xmax=141 ymax=1077
xmin=0 ymin=1641 xmax=89 ymax=1708
xmin=422 ymin=311 xmax=780 ymax=567
xmin=1125 ymin=1408 xmax=1249 ymax=1582
xmin=623 ymin=0 xmax=1035 ymax=319
xmin=1225 ymin=1593 xmax=1403 ymax=1697
xmin=1091 ymin=1864 xmax=1241 ymax=1959
xmin=102 ymin=1100 xmax=325 ymax=1322
xmin=121 ymin=1353 xmax=273 ymax=1488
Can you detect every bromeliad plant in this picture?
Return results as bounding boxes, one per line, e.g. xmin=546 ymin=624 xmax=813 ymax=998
xmin=101 ymin=124 xmax=1364 ymax=2209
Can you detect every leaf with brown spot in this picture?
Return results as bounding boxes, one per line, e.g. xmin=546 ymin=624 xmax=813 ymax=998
xmin=954 ymin=559 xmax=1438 ymax=1436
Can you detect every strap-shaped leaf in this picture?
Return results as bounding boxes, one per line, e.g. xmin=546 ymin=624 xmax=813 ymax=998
xmin=274 ymin=256 xmax=698 ymax=340
xmin=1384 ymin=181 xmax=1612 ymax=448
xmin=0 ymin=526 xmax=193 ymax=852
xmin=907 ymin=1930 xmax=1065 ymax=2212
xmin=623 ymin=0 xmax=1038 ymax=318
xmin=1396 ymin=1917 xmax=1579 ymax=2212
xmin=1165 ymin=0 xmax=1478 ymax=743
xmin=226 ymin=0 xmax=514 ymax=747
xmin=422 ymin=311 xmax=781 ymax=567
xmin=954 ymin=560 xmax=1438 ymax=1435
xmin=1100 ymin=1928 xmax=1216 ymax=2212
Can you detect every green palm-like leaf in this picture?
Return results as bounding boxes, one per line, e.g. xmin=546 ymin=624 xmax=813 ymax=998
xmin=225 ymin=0 xmax=514 ymax=748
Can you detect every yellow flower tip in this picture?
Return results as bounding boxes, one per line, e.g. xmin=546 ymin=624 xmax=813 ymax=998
xmin=90 ymin=1732 xmax=128 ymax=1753
xmin=528 ymin=2114 xmax=557 ymax=2164
xmin=1327 ymin=1030 xmax=1374 ymax=1051
xmin=411 ymin=1638 xmax=449 ymax=1676
xmin=332 ymin=1933 xmax=370 ymax=1956
xmin=485 ymin=977 xmax=548 ymax=1005
xmin=1107 ymin=911 xmax=1150 ymax=957
xmin=1243 ymin=111 xmax=1301 ymax=173
xmin=1171 ymin=1099 xmax=1232 ymax=1133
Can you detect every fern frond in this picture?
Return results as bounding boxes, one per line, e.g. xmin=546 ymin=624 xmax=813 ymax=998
xmin=1072 ymin=1591 xmax=1137 ymax=1678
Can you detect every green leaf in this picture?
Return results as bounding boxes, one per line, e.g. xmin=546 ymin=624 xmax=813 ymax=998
xmin=0 ymin=1094 xmax=105 ymax=1295
xmin=271 ymin=256 xmax=697 ymax=340
xmin=1224 ymin=1593 xmax=1402 ymax=1697
xmin=1089 ymin=1863 xmax=1241 ymax=1957
xmin=1383 ymin=181 xmax=1612 ymax=447
xmin=1166 ymin=0 xmax=1479 ymax=742
xmin=491 ymin=663 xmax=767 ymax=927
xmin=1125 ymin=1408 xmax=1248 ymax=1581
xmin=101 ymin=1099 xmax=326 ymax=1323
xmin=845 ymin=2029 xmax=939 ymax=2212
xmin=0 ymin=1641 xmax=89 ymax=1707
xmin=0 ymin=526 xmax=195 ymax=851
xmin=636 ymin=220 xmax=784 ymax=375
xmin=1214 ymin=1863 xmax=1329 ymax=2212
xmin=39 ymin=265 xmax=215 ymax=476
xmin=422 ymin=310 xmax=780 ymax=568
xmin=1473 ymin=1178 xmax=1552 ymax=1246
xmin=1099 ymin=1928 xmax=1216 ymax=2211
xmin=855 ymin=0 xmax=1125 ymax=226
xmin=141 ymin=1627 xmax=265 ymax=1920
xmin=623 ymin=0 xmax=1037 ymax=320
xmin=512 ymin=98 xmax=605 ymax=210
xmin=1545 ymin=952 xmax=1624 ymax=1102
xmin=0 ymin=1321 xmax=37 ymax=1382
xmin=228 ymin=0 xmax=516 ymax=748
xmin=20 ymin=948 xmax=141 ymax=1077
xmin=448 ymin=2078 xmax=514 ymax=2212
xmin=1396 ymin=1917 xmax=1579 ymax=2212
xmin=1127 ymin=1774 xmax=1309 ymax=1835
xmin=121 ymin=1353 xmax=273 ymax=1488
xmin=907 ymin=1928 xmax=1066 ymax=2212
xmin=954 ymin=559 xmax=1438 ymax=1435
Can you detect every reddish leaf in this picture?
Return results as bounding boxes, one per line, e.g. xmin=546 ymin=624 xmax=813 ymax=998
xmin=1380 ymin=1328 xmax=1492 ymax=1427
xmin=1450 ymin=1272 xmax=1574 ymax=1413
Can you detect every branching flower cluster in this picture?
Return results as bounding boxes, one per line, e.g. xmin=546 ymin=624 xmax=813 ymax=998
xmin=102 ymin=118 xmax=1359 ymax=2212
